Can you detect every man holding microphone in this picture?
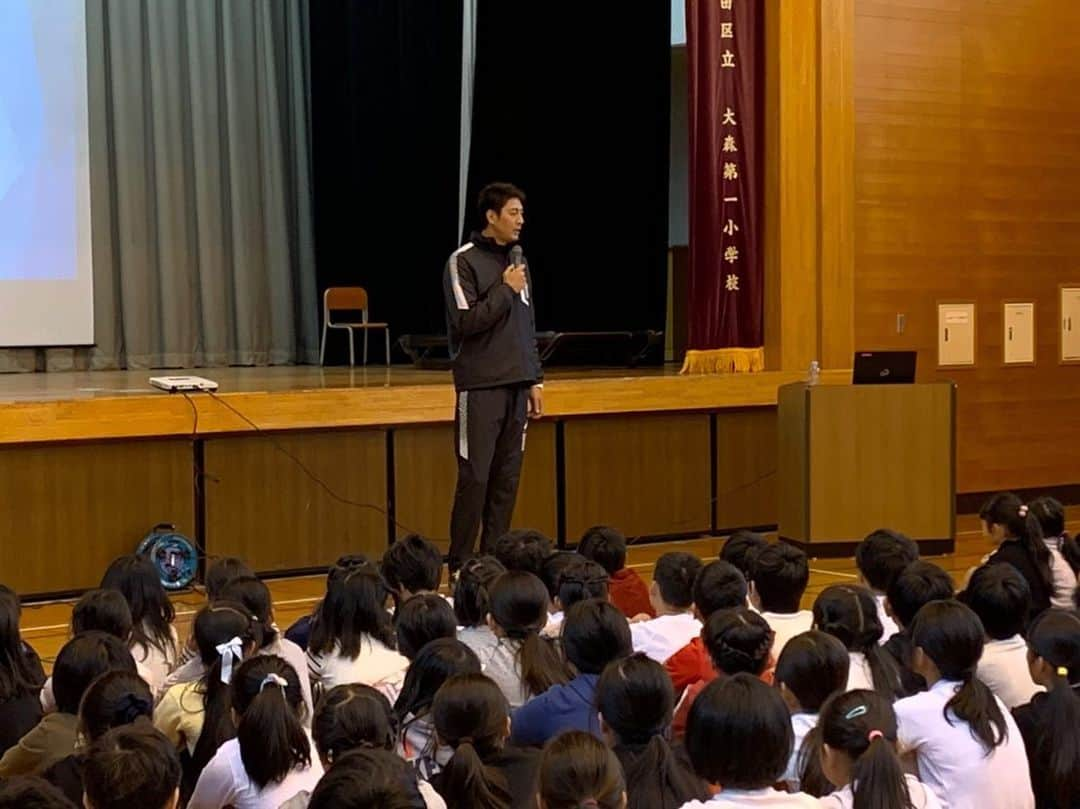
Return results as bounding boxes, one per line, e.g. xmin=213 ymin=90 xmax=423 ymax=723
xmin=443 ymin=182 xmax=543 ymax=575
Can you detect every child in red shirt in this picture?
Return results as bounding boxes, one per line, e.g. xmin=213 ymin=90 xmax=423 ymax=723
xmin=577 ymin=526 xmax=653 ymax=620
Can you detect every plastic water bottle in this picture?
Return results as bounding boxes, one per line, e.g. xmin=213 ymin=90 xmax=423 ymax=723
xmin=807 ymin=360 xmax=821 ymax=386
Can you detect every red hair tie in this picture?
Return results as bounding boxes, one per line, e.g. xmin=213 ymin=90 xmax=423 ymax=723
xmin=867 ymin=730 xmax=884 ymax=742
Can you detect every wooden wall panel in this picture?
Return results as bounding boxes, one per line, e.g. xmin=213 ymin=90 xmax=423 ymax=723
xmin=393 ymin=422 xmax=557 ymax=551
xmin=715 ymin=409 xmax=777 ymax=530
xmin=853 ymin=0 xmax=1080 ymax=492
xmin=204 ymin=430 xmax=388 ymax=571
xmin=564 ymin=414 xmax=712 ymax=540
xmin=0 ymin=440 xmax=193 ymax=595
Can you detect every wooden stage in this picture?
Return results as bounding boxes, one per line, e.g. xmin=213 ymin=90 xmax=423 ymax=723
xmin=0 ymin=365 xmax=852 ymax=597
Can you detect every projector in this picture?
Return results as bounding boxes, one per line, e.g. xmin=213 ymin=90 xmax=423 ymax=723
xmin=149 ymin=376 xmax=219 ymax=393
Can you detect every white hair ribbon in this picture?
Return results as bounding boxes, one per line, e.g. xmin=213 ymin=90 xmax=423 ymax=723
xmin=259 ymin=672 xmax=288 ymax=693
xmin=215 ymin=636 xmax=244 ymax=684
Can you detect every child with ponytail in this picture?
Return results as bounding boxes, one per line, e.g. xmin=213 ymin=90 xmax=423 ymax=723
xmin=1013 ymin=609 xmax=1080 ymax=809
xmin=431 ymin=673 xmax=539 ymax=809
xmin=597 ymin=653 xmax=707 ymax=809
xmin=978 ymin=493 xmax=1053 ymax=619
xmin=453 ymin=556 xmax=506 ymax=665
xmin=485 ymin=572 xmax=570 ymax=709
xmin=895 ymin=600 xmax=1034 ymax=809
xmin=188 ymin=655 xmax=322 ymax=809
xmin=813 ymin=585 xmax=902 ymax=700
xmin=1028 ymin=496 xmax=1080 ymax=608
xmin=537 ymin=731 xmax=626 ymax=809
xmin=818 ymin=689 xmax=942 ymax=809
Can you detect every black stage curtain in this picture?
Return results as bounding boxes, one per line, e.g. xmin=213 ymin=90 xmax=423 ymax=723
xmin=309 ymin=0 xmax=463 ymax=362
xmin=465 ymin=1 xmax=671 ymax=335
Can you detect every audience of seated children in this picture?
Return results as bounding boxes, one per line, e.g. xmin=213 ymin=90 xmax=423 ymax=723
xmin=285 ymin=555 xmax=369 ymax=652
xmin=381 ymin=534 xmax=446 ymax=608
xmin=304 ymin=748 xmax=431 ymax=809
xmin=773 ymin=630 xmax=850 ymax=791
xmin=188 ymin=655 xmax=322 ymax=809
xmin=817 ymin=689 xmax=943 ymax=809
xmin=290 ymin=683 xmax=443 ymax=809
xmin=1028 ymin=496 xmax=1080 ymax=609
xmin=512 ymin=599 xmax=631 ymax=746
xmin=718 ymin=530 xmax=768 ymax=580
xmin=978 ymin=493 xmax=1053 ymax=620
xmin=484 ymin=571 xmax=570 ymax=709
xmin=536 ymin=730 xmax=626 ymax=809
xmin=962 ymin=563 xmax=1043 ymax=708
xmin=854 ymin=529 xmax=919 ymax=641
xmin=494 ymin=530 xmax=554 ymax=579
xmin=747 ymin=543 xmax=813 ymax=660
xmin=306 ymin=565 xmax=408 ymax=701
xmin=43 ymin=669 xmax=154 ymax=805
xmin=578 ymin=525 xmax=654 ymax=620
xmin=40 ymin=589 xmax=150 ymax=714
xmin=665 ymin=560 xmax=749 ymax=696
xmin=680 ymin=673 xmax=821 ymax=808
xmin=542 ymin=557 xmax=609 ymax=638
xmin=451 ymin=555 xmax=505 ymax=665
xmin=883 ymin=561 xmax=955 ymax=696
xmin=82 ymin=724 xmax=181 ymax=809
xmin=100 ymin=555 xmax=179 ymax=695
xmin=1012 ymin=609 xmax=1080 ymax=809
xmin=395 ymin=638 xmax=482 ymax=778
xmin=630 ymin=552 xmax=703 ymax=664
xmin=895 ymin=600 xmax=1034 ymax=809
xmin=0 ymin=632 xmax=134 ymax=777
xmin=597 ymin=653 xmax=708 ymax=809
xmin=0 ymin=586 xmax=46 ymax=756
xmin=394 ymin=594 xmax=458 ymax=660
xmin=154 ymin=602 xmax=260 ymax=795
xmin=671 ymin=606 xmax=774 ymax=739
xmin=430 ymin=673 xmax=540 ymax=809
xmin=812 ymin=585 xmax=903 ymax=700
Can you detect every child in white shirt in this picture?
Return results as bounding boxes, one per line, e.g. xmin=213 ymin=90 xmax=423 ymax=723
xmin=630 ymin=552 xmax=703 ymax=664
xmin=854 ymin=529 xmax=919 ymax=643
xmin=747 ymin=543 xmax=813 ymax=660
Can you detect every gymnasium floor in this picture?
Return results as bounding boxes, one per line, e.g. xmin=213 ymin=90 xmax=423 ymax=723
xmin=20 ymin=515 xmax=1028 ymax=671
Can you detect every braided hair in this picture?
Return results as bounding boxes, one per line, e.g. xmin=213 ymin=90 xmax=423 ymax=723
xmin=701 ymin=607 xmax=773 ymax=677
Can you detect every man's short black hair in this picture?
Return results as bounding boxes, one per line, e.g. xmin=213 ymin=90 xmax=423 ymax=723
xmin=381 ymin=534 xmax=443 ymax=595
xmin=577 ymin=525 xmax=628 ymax=575
xmin=748 ymin=543 xmax=809 ymax=614
xmin=477 ymin=182 xmax=525 ymax=225
xmin=886 ymin=560 xmax=954 ymax=629
xmin=719 ymin=530 xmax=768 ymax=577
xmin=693 ymin=561 xmax=748 ymax=620
xmin=83 ymin=724 xmax=181 ymax=809
xmin=962 ymin=563 xmax=1031 ymax=640
xmin=652 ymin=552 xmax=703 ymax=610
xmin=855 ymin=529 xmax=919 ymax=592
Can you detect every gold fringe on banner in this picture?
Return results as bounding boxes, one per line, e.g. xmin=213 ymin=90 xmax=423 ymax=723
xmin=680 ymin=347 xmax=765 ymax=375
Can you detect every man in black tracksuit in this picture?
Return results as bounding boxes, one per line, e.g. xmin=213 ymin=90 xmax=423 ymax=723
xmin=443 ymin=182 xmax=543 ymax=573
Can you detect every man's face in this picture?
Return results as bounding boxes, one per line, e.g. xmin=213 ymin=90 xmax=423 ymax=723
xmin=486 ymin=198 xmax=524 ymax=245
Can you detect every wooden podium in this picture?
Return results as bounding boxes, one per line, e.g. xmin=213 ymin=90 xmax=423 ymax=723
xmin=777 ymin=382 xmax=955 ymax=556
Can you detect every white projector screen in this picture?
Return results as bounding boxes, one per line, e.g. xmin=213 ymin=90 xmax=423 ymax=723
xmin=0 ymin=0 xmax=93 ymax=347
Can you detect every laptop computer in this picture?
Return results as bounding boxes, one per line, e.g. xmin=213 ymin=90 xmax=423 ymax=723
xmin=852 ymin=351 xmax=916 ymax=385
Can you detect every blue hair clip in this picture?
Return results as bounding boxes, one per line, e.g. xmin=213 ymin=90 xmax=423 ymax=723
xmin=844 ymin=705 xmax=869 ymax=720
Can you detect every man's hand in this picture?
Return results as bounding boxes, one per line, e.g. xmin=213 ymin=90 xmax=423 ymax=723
xmin=527 ymin=385 xmax=543 ymax=420
xmin=503 ymin=264 xmax=527 ymax=294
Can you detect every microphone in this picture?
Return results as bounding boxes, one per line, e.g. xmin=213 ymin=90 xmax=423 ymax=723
xmin=509 ymin=245 xmax=523 ymax=267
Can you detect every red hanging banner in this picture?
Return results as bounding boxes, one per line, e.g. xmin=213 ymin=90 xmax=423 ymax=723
xmin=682 ymin=0 xmax=764 ymax=374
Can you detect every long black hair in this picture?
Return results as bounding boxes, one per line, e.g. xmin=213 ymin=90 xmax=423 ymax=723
xmin=393 ymin=638 xmax=481 ymax=727
xmin=78 ymin=669 xmax=154 ymax=742
xmin=100 ymin=555 xmax=176 ymax=660
xmin=431 ymin=673 xmax=512 ymax=809
xmin=488 ymin=571 xmax=570 ymax=697
xmin=979 ymin=493 xmax=1053 ymax=592
xmin=596 ymin=654 xmax=708 ymax=809
xmin=0 ymin=588 xmax=44 ymax=702
xmin=819 ymin=689 xmax=915 ymax=809
xmin=1029 ymin=496 xmax=1080 ymax=574
xmin=813 ymin=585 xmax=902 ymax=700
xmin=189 ymin=602 xmax=260 ymax=779
xmin=909 ymin=600 xmax=1008 ymax=752
xmin=313 ymin=683 xmax=397 ymax=763
xmin=309 ymin=566 xmax=396 ymax=658
xmin=1026 ymin=609 xmax=1080 ymax=809
xmin=452 ymin=556 xmax=506 ymax=628
xmin=231 ymin=655 xmax=311 ymax=789
xmin=218 ymin=576 xmax=279 ymax=651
